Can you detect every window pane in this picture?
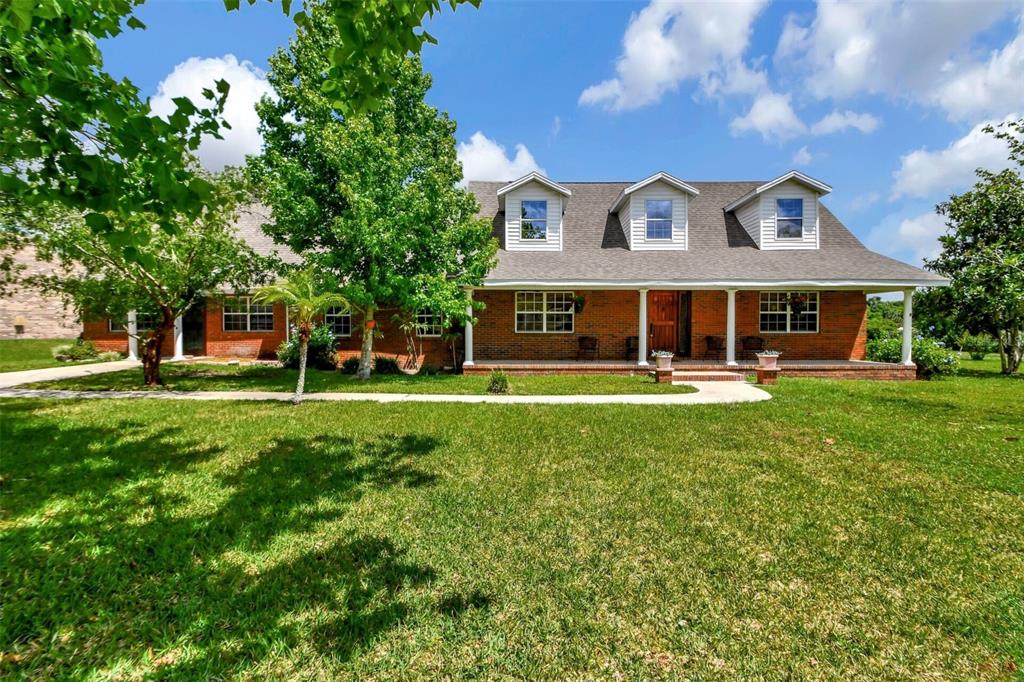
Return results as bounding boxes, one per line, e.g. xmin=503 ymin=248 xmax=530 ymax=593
xmin=516 ymin=292 xmax=543 ymax=313
xmin=416 ymin=309 xmax=443 ymax=337
xmin=546 ymin=292 xmax=573 ymax=312
xmin=646 ymin=199 xmax=672 ymax=220
xmin=647 ymin=219 xmax=672 ymax=240
xmin=325 ymin=307 xmax=351 ymax=336
xmin=224 ymin=314 xmax=248 ymax=331
xmin=521 ymin=200 xmax=547 ymax=220
xmin=760 ymin=292 xmax=787 ymax=332
xmin=249 ymin=313 xmax=274 ymax=331
xmin=516 ymin=312 xmax=543 ymax=332
xmin=521 ymin=219 xmax=547 ymax=240
xmin=545 ymin=292 xmax=574 ymax=332
xmin=777 ymin=218 xmax=803 ymax=238
xmin=777 ymin=199 xmax=803 ymax=218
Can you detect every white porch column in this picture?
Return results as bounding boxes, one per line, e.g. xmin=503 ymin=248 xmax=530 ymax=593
xmin=463 ymin=291 xmax=474 ymax=367
xmin=127 ymin=310 xmax=138 ymax=361
xmin=638 ymin=289 xmax=649 ymax=366
xmin=901 ymin=288 xmax=914 ymax=365
xmin=726 ymin=289 xmax=738 ymax=366
xmin=172 ymin=315 xmax=185 ymax=360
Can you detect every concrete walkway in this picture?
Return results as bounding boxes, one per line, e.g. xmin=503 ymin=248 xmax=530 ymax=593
xmin=0 ymin=359 xmax=146 ymax=389
xmin=0 ymin=380 xmax=771 ymax=405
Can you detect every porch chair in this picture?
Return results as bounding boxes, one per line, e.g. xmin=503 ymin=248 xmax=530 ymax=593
xmin=742 ymin=335 xmax=765 ymax=359
xmin=704 ymin=335 xmax=726 ymax=361
xmin=577 ymin=335 xmax=600 ymax=361
xmin=625 ymin=336 xmax=639 ymax=361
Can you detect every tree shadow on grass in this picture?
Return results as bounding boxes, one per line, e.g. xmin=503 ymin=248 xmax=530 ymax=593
xmin=0 ymin=404 xmax=467 ymax=678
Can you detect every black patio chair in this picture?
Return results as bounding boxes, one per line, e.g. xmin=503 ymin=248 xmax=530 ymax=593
xmin=705 ymin=335 xmax=726 ymax=361
xmin=742 ymin=335 xmax=765 ymax=359
xmin=577 ymin=335 xmax=599 ymax=361
xmin=625 ymin=335 xmax=639 ymax=361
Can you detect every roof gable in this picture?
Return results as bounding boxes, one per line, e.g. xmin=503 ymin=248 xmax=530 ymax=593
xmin=724 ymin=171 xmax=832 ymax=212
xmin=495 ymin=172 xmax=572 ymax=198
xmin=609 ymin=172 xmax=700 ymax=213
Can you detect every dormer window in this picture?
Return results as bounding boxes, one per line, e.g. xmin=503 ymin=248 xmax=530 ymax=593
xmin=645 ymin=199 xmax=672 ymax=240
xmin=776 ymin=198 xmax=804 ymax=239
xmin=521 ymin=200 xmax=548 ymax=240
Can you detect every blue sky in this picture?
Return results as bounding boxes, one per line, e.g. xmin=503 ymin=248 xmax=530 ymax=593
xmin=101 ymin=1 xmax=1023 ymax=267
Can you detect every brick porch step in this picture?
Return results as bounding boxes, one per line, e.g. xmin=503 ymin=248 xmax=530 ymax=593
xmin=671 ymin=371 xmax=746 ymax=382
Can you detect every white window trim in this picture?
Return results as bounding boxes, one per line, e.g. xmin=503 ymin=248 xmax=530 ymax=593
xmin=775 ymin=198 xmax=804 ymax=240
xmin=415 ymin=310 xmax=444 ymax=337
xmin=520 ymin=199 xmax=549 ymax=242
xmin=759 ymin=291 xmax=819 ymax=334
xmin=109 ymin=314 xmax=157 ymax=333
xmin=645 ymin=199 xmax=673 ymax=241
xmin=514 ymin=291 xmax=575 ymax=334
xmin=324 ymin=307 xmax=352 ymax=338
xmin=222 ymin=296 xmax=275 ymax=333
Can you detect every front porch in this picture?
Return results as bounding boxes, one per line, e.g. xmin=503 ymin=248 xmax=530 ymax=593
xmin=462 ymin=358 xmax=916 ymax=380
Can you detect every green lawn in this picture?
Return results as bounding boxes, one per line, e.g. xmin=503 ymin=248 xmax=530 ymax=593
xmin=0 ymin=338 xmax=97 ymax=372
xmin=1 ymin=365 xmax=1021 ymax=678
xmin=22 ymin=362 xmax=695 ymax=395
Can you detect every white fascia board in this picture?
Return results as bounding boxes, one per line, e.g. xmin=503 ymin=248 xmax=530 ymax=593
xmin=723 ymin=170 xmax=833 ymax=213
xmin=482 ymin=278 xmax=948 ymax=291
xmin=609 ymin=172 xmax=699 ymax=213
xmin=495 ymin=172 xmax=572 ymax=198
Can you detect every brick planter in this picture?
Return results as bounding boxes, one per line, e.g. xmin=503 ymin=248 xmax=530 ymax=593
xmin=755 ymin=368 xmax=780 ymax=385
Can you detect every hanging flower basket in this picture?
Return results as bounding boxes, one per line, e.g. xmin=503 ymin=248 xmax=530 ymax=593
xmin=573 ymin=295 xmax=586 ymax=314
xmin=365 ymin=320 xmax=377 ymax=330
xmin=787 ymin=293 xmax=809 ymax=315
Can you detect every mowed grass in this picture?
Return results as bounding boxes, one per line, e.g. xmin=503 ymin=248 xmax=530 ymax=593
xmin=1 ymin=366 xmax=1022 ymax=678
xmin=22 ymin=362 xmax=695 ymax=395
xmin=0 ymin=339 xmax=87 ymax=372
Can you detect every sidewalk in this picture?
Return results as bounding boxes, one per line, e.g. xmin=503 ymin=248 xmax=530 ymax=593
xmin=0 ymin=381 xmax=771 ymax=405
xmin=0 ymin=359 xmax=144 ymax=389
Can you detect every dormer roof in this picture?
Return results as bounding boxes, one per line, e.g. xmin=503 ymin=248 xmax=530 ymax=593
xmin=496 ymin=172 xmax=572 ymax=209
xmin=609 ymin=172 xmax=700 ymax=213
xmin=723 ymin=170 xmax=832 ymax=212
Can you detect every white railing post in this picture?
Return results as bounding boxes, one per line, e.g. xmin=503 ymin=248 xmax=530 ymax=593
xmin=127 ymin=310 xmax=138 ymax=361
xmin=173 ymin=315 xmax=185 ymax=360
xmin=638 ymin=289 xmax=649 ymax=366
xmin=463 ymin=290 xmax=474 ymax=367
xmin=726 ymin=289 xmax=737 ymax=366
xmin=902 ymin=288 xmax=914 ymax=365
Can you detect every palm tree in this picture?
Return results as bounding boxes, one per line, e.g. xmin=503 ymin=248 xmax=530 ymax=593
xmin=253 ymin=269 xmax=348 ymax=404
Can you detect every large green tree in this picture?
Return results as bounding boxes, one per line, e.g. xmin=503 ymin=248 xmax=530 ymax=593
xmin=249 ymin=3 xmax=496 ymax=379
xmin=14 ymin=170 xmax=271 ymax=386
xmin=927 ymin=119 xmax=1024 ymax=374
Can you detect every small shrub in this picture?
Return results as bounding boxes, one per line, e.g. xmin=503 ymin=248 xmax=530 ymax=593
xmin=959 ymin=332 xmax=997 ymax=360
xmin=96 ymin=351 xmax=123 ymax=362
xmin=866 ymin=336 xmax=960 ymax=378
xmin=339 ymin=356 xmax=360 ymax=374
xmin=276 ymin=324 xmax=338 ymax=370
xmin=418 ymin=363 xmax=440 ymax=376
xmin=373 ymin=356 xmax=401 ymax=375
xmin=53 ymin=339 xmax=99 ymax=362
xmin=487 ymin=369 xmax=510 ymax=394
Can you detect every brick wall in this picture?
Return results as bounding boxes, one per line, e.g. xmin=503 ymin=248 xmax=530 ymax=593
xmin=334 ymin=308 xmax=453 ymax=368
xmin=1 ymin=247 xmax=80 ymax=339
xmin=691 ymin=290 xmax=866 ymax=361
xmin=467 ymin=289 xmax=866 ymax=362
xmin=83 ymin=318 xmax=175 ymax=356
xmin=204 ymin=300 xmax=288 ymax=359
xmin=473 ymin=290 xmax=640 ymax=361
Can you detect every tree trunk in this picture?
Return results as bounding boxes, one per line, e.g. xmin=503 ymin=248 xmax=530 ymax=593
xmin=1003 ymin=326 xmax=1023 ymax=374
xmin=357 ymin=308 xmax=375 ymax=380
xmin=142 ymin=308 xmax=175 ymax=387
xmin=294 ymin=335 xmax=308 ymax=405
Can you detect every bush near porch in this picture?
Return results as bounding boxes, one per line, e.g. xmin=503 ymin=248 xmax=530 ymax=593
xmin=1 ymin=358 xmax=1021 ymax=678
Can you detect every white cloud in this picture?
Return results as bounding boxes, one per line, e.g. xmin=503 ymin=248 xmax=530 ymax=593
xmin=150 ymin=54 xmax=274 ymax=171
xmin=891 ymin=115 xmax=1018 ymax=199
xmin=810 ymin=110 xmax=880 ymax=135
xmin=930 ymin=20 xmax=1024 ymax=120
xmin=774 ymin=1 xmax=1018 ymax=119
xmin=868 ymin=210 xmax=948 ymax=264
xmin=457 ymin=132 xmax=544 ymax=183
xmin=729 ymin=92 xmax=807 ymax=142
xmin=700 ymin=59 xmax=769 ymax=99
xmin=550 ymin=115 xmax=562 ymax=140
xmin=579 ymin=0 xmax=769 ymax=111
xmin=792 ymin=146 xmax=813 ymax=165
xmin=848 ymin=191 xmax=880 ymax=212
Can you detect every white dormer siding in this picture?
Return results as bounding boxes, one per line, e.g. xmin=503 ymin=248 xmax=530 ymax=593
xmin=759 ymin=180 xmax=819 ymax=250
xmin=504 ymin=185 xmax=563 ymax=251
xmin=736 ymin=199 xmax=762 ymax=247
xmin=619 ymin=181 xmax=688 ymax=250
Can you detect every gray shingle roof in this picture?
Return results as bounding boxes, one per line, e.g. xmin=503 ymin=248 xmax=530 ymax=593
xmin=234 ymin=204 xmax=301 ymax=264
xmin=470 ymin=180 xmax=946 ymax=288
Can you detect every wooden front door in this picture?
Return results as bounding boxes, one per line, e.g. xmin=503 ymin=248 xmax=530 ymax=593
xmin=649 ymin=291 xmax=679 ymax=353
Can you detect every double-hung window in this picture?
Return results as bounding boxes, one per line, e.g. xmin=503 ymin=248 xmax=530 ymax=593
xmin=416 ymin=309 xmax=443 ymax=337
xmin=515 ymin=291 xmax=574 ymax=333
xmin=324 ymin=306 xmax=351 ymax=337
xmin=776 ymin=198 xmax=804 ymax=239
xmin=520 ymin=200 xmax=548 ymax=240
xmin=645 ymin=199 xmax=672 ymax=240
xmin=223 ymin=296 xmax=274 ymax=332
xmin=759 ymin=292 xmax=819 ymax=333
xmin=108 ymin=312 xmax=159 ymax=332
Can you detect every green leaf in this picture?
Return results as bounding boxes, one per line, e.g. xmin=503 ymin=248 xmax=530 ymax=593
xmin=223 ymin=0 xmax=240 ymax=10
xmin=281 ymin=0 xmax=292 ymax=15
xmin=126 ymin=16 xmax=146 ymax=30
xmin=85 ymin=213 xmax=112 ymax=233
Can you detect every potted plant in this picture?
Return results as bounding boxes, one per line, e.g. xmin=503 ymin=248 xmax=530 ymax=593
xmin=651 ymin=350 xmax=674 ymax=369
xmin=756 ymin=349 xmax=781 ymax=369
xmin=573 ymin=295 xmax=586 ymax=314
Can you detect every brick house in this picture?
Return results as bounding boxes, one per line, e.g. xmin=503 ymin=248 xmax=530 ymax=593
xmin=84 ymin=170 xmax=946 ymax=379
